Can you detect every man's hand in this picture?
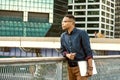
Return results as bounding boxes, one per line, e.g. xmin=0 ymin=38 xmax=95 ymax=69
xmin=86 ymin=58 xmax=93 ymax=77
xmin=86 ymin=66 xmax=93 ymax=77
xmin=66 ymin=53 xmax=76 ymax=60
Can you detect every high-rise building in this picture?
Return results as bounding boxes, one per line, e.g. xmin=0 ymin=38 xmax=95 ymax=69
xmin=46 ymin=0 xmax=68 ymax=37
xmin=68 ymin=0 xmax=115 ymax=38
xmin=0 ymin=0 xmax=68 ymax=37
xmin=115 ymin=0 xmax=120 ymax=38
xmin=0 ymin=0 xmax=68 ymax=58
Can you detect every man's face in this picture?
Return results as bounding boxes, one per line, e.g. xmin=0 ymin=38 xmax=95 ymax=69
xmin=61 ymin=17 xmax=74 ymax=30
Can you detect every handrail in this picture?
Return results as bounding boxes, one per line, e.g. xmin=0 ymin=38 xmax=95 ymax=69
xmin=0 ymin=55 xmax=120 ymax=64
xmin=0 ymin=57 xmax=64 ymax=64
xmin=93 ymin=55 xmax=120 ymax=59
xmin=0 ymin=57 xmax=65 ymax=64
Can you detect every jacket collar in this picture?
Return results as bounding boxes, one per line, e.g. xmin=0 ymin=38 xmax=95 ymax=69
xmin=66 ymin=27 xmax=77 ymax=35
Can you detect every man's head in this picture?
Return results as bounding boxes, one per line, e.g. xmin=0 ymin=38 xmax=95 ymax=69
xmin=62 ymin=14 xmax=75 ymax=31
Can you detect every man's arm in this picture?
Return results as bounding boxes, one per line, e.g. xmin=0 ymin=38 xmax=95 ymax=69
xmin=86 ymin=58 xmax=93 ymax=76
xmin=60 ymin=34 xmax=76 ymax=60
xmin=81 ymin=31 xmax=93 ymax=76
xmin=81 ymin=31 xmax=93 ymax=59
xmin=60 ymin=34 xmax=68 ymax=58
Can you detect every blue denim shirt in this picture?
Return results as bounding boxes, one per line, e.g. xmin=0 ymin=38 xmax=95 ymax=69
xmin=60 ymin=28 xmax=93 ymax=67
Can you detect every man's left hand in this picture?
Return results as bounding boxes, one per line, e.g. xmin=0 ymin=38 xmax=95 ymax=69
xmin=86 ymin=66 xmax=93 ymax=77
xmin=85 ymin=58 xmax=93 ymax=77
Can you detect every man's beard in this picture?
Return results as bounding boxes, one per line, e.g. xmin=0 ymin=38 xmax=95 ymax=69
xmin=62 ymin=27 xmax=69 ymax=31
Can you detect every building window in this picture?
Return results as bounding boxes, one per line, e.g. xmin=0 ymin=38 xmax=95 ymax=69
xmin=111 ymin=9 xmax=114 ymax=13
xmin=101 ymin=30 xmax=105 ymax=34
xmin=68 ymin=6 xmax=72 ymax=9
xmin=110 ymin=26 xmax=113 ymax=30
xmin=75 ymin=17 xmax=85 ymax=21
xmin=88 ymin=5 xmax=99 ymax=9
xmin=87 ymin=23 xmax=99 ymax=28
xmin=68 ymin=0 xmax=73 ymax=4
xmin=87 ymin=17 xmax=99 ymax=21
xmin=75 ymin=0 xmax=86 ymax=3
xmin=74 ymin=11 xmax=85 ymax=15
xmin=106 ymin=25 xmax=109 ymax=30
xmin=106 ymin=31 xmax=109 ymax=35
xmin=88 ymin=0 xmax=100 ymax=2
xmin=102 ymin=11 xmax=105 ymax=16
xmin=110 ymin=32 xmax=113 ymax=36
xmin=107 ymin=1 xmax=110 ymax=6
xmin=28 ymin=12 xmax=49 ymax=23
xmin=106 ymin=19 xmax=109 ymax=23
xmin=102 ymin=18 xmax=105 ymax=22
xmin=87 ymin=30 xmax=99 ymax=34
xmin=101 ymin=24 xmax=105 ymax=28
xmin=106 ymin=7 xmax=110 ymax=12
xmin=76 ymin=23 xmax=85 ymax=28
xmin=111 ymin=3 xmax=114 ymax=7
xmin=106 ymin=13 xmax=110 ymax=18
xmin=68 ymin=12 xmax=72 ymax=14
xmin=88 ymin=11 xmax=99 ymax=15
xmin=74 ymin=5 xmax=86 ymax=9
xmin=102 ymin=5 xmax=105 ymax=10
xmin=102 ymin=0 xmax=105 ymax=4
xmin=111 ymin=15 xmax=114 ymax=19
xmin=111 ymin=20 xmax=114 ymax=24
xmin=0 ymin=10 xmax=23 ymax=21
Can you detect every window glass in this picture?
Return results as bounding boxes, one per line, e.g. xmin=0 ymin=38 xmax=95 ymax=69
xmin=88 ymin=11 xmax=99 ymax=15
xmin=87 ymin=23 xmax=99 ymax=28
xmin=88 ymin=17 xmax=99 ymax=21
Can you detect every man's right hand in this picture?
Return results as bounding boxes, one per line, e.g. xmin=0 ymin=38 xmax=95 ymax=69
xmin=66 ymin=53 xmax=76 ymax=60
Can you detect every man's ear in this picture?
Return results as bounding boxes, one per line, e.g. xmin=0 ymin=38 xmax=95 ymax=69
xmin=72 ymin=22 xmax=75 ymax=25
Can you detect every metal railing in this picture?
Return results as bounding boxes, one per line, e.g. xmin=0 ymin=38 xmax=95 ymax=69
xmin=0 ymin=56 xmax=120 ymax=80
xmin=0 ymin=57 xmax=65 ymax=80
xmin=0 ymin=37 xmax=120 ymax=80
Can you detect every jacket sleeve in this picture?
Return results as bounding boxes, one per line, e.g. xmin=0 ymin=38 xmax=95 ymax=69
xmin=60 ymin=34 xmax=68 ymax=58
xmin=81 ymin=31 xmax=93 ymax=60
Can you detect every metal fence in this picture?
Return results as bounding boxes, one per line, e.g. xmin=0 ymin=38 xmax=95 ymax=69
xmin=0 ymin=56 xmax=120 ymax=80
xmin=90 ymin=56 xmax=120 ymax=80
xmin=0 ymin=57 xmax=65 ymax=80
xmin=0 ymin=63 xmax=62 ymax=80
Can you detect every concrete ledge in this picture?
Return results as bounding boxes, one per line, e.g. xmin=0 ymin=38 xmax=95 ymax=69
xmin=0 ymin=37 xmax=120 ymax=51
xmin=0 ymin=37 xmax=120 ymax=43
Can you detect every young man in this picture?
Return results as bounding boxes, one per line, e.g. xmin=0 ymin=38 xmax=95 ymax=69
xmin=60 ymin=14 xmax=93 ymax=80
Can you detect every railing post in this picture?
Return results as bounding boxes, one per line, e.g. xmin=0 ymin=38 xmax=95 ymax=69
xmin=56 ymin=61 xmax=63 ymax=80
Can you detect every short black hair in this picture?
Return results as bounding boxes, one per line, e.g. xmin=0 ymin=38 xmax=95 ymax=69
xmin=64 ymin=14 xmax=75 ymax=21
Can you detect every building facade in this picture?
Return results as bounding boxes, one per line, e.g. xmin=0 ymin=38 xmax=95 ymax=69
xmin=68 ymin=0 xmax=115 ymax=38
xmin=0 ymin=0 xmax=68 ymax=57
xmin=0 ymin=0 xmax=68 ymax=37
xmin=46 ymin=0 xmax=68 ymax=36
xmin=115 ymin=0 xmax=120 ymax=38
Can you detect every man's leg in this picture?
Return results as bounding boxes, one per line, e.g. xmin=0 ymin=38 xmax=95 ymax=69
xmin=68 ymin=66 xmax=76 ymax=80
xmin=73 ymin=66 xmax=88 ymax=80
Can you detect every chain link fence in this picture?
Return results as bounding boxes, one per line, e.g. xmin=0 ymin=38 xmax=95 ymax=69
xmin=0 ymin=56 xmax=120 ymax=80
xmin=0 ymin=61 xmax=64 ymax=80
